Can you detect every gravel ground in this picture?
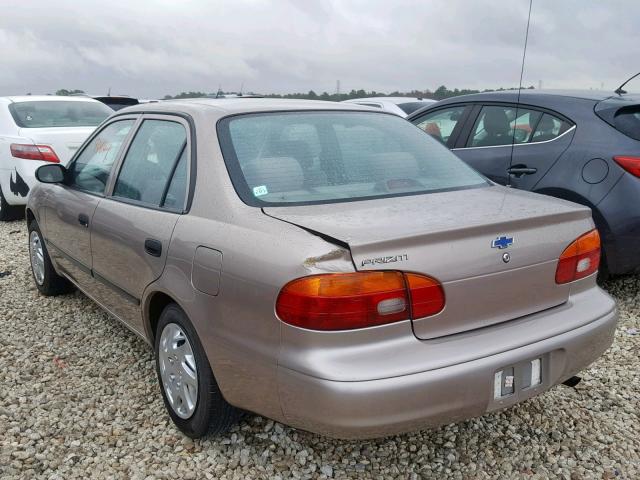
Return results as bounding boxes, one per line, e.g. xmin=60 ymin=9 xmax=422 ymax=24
xmin=1 ymin=218 xmax=639 ymax=480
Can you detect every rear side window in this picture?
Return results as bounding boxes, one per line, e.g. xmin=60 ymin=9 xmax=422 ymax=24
xmin=218 ymin=111 xmax=487 ymax=206
xmin=113 ymin=120 xmax=187 ymax=209
xmin=69 ymin=120 xmax=135 ymax=194
xmin=8 ymin=101 xmax=112 ymax=128
xmin=530 ymin=113 xmax=572 ymax=143
xmin=468 ymin=106 xmax=542 ymax=147
xmin=612 ymin=107 xmax=640 ymax=141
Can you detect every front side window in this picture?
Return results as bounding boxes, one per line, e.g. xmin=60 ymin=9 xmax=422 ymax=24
xmin=69 ymin=120 xmax=135 ymax=194
xmin=113 ymin=119 xmax=187 ymax=208
xmin=8 ymin=101 xmax=112 ymax=128
xmin=412 ymin=106 xmax=466 ymax=144
xmin=218 ymin=111 xmax=487 ymax=206
xmin=468 ymin=106 xmax=543 ymax=147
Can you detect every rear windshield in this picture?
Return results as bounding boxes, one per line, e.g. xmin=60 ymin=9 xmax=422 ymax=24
xmin=218 ymin=111 xmax=488 ymax=206
xmin=8 ymin=101 xmax=112 ymax=128
xmin=398 ymin=102 xmax=430 ymax=115
xmin=613 ymin=106 xmax=640 ymax=141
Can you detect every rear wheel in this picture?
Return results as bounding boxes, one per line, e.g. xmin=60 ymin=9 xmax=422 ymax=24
xmin=0 ymin=185 xmax=23 ymax=221
xmin=155 ymin=304 xmax=240 ymax=438
xmin=28 ymin=220 xmax=74 ymax=295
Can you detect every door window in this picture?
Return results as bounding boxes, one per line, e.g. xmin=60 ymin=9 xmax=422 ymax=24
xmin=162 ymin=149 xmax=188 ymax=210
xmin=69 ymin=120 xmax=135 ymax=194
xmin=468 ymin=106 xmax=542 ymax=147
xmin=412 ymin=106 xmax=466 ymax=144
xmin=113 ymin=119 xmax=187 ymax=208
xmin=530 ymin=113 xmax=572 ymax=142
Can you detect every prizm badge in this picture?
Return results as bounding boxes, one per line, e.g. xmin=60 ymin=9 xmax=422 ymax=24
xmin=491 ymin=235 xmax=514 ymax=250
xmin=361 ymin=254 xmax=408 ymax=267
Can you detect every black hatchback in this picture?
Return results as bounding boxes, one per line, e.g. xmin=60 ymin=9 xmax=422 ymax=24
xmin=407 ymin=90 xmax=640 ymax=276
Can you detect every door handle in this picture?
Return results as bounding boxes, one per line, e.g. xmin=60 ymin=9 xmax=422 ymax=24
xmin=507 ymin=164 xmax=537 ymax=178
xmin=78 ymin=213 xmax=89 ymax=228
xmin=144 ymin=238 xmax=162 ymax=257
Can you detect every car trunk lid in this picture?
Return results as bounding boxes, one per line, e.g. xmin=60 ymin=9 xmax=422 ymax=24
xmin=19 ymin=126 xmax=97 ymax=165
xmin=264 ymin=186 xmax=594 ymax=339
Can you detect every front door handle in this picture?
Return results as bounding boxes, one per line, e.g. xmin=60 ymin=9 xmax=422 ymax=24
xmin=507 ymin=164 xmax=537 ymax=178
xmin=78 ymin=213 xmax=89 ymax=228
xmin=144 ymin=238 xmax=162 ymax=257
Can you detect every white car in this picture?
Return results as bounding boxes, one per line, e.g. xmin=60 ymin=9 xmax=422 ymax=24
xmin=0 ymin=96 xmax=112 ymax=220
xmin=342 ymin=97 xmax=436 ymax=117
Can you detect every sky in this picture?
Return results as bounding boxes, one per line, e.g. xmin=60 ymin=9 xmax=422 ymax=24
xmin=0 ymin=0 xmax=638 ymax=98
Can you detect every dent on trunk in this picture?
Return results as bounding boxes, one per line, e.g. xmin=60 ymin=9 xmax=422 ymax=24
xmin=303 ymin=248 xmax=353 ymax=273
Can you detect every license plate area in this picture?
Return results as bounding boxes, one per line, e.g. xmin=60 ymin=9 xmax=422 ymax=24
xmin=493 ymin=357 xmax=543 ymax=400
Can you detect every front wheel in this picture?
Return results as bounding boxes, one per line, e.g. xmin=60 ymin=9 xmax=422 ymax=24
xmin=155 ymin=304 xmax=240 ymax=438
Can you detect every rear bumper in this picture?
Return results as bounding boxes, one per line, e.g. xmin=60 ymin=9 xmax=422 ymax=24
xmin=277 ymin=287 xmax=617 ymax=439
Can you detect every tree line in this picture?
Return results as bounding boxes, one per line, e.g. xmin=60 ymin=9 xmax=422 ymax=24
xmin=52 ymin=84 xmax=535 ymax=101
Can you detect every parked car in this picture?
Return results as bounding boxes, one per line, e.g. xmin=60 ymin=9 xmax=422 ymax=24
xmin=26 ymin=99 xmax=617 ymax=439
xmin=407 ymin=90 xmax=640 ymax=276
xmin=0 ymin=96 xmax=112 ymax=220
xmin=343 ymin=96 xmax=436 ymax=117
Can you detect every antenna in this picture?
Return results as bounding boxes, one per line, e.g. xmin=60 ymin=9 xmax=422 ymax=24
xmin=239 ymin=82 xmax=244 ymax=96
xmin=508 ymin=0 xmax=533 ymax=187
xmin=615 ymin=72 xmax=640 ymax=95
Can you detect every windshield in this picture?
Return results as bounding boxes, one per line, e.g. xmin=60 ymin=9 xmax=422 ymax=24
xmin=398 ymin=102 xmax=431 ymax=114
xmin=218 ymin=111 xmax=487 ymax=206
xmin=9 ymin=101 xmax=112 ymax=128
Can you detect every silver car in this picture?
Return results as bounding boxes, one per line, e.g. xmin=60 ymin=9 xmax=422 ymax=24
xmin=26 ymin=99 xmax=617 ymax=439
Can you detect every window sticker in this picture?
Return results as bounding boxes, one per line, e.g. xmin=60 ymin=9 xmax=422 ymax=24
xmin=253 ymin=185 xmax=269 ymax=197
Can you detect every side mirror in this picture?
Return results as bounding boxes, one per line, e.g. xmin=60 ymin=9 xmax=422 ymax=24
xmin=35 ymin=164 xmax=66 ymax=184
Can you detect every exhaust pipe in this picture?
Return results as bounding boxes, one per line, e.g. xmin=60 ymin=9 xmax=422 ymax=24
xmin=562 ymin=376 xmax=582 ymax=388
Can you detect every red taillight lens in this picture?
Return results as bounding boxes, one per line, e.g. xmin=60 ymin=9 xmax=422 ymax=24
xmin=276 ymin=271 xmax=444 ymax=331
xmin=613 ymin=156 xmax=640 ymax=178
xmin=10 ymin=144 xmax=60 ymax=163
xmin=555 ymin=229 xmax=601 ymax=284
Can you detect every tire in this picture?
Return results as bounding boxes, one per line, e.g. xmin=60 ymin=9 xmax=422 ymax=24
xmin=0 ymin=185 xmax=23 ymax=221
xmin=28 ymin=220 xmax=74 ymax=296
xmin=155 ymin=304 xmax=240 ymax=438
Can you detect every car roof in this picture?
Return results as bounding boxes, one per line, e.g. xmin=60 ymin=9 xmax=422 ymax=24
xmin=117 ymin=98 xmax=381 ymax=117
xmin=428 ymin=89 xmax=640 ymax=104
xmin=0 ymin=95 xmax=104 ymax=104
xmin=345 ymin=97 xmax=434 ymax=104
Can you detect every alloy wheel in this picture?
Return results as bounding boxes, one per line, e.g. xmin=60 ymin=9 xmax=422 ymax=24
xmin=158 ymin=323 xmax=199 ymax=419
xmin=29 ymin=230 xmax=45 ymax=286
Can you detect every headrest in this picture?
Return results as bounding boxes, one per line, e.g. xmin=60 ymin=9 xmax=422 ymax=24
xmin=242 ymin=156 xmax=304 ymax=193
xmin=368 ymin=152 xmax=420 ymax=181
xmin=537 ymin=115 xmax=556 ymax=132
xmin=483 ymin=109 xmax=511 ymax=135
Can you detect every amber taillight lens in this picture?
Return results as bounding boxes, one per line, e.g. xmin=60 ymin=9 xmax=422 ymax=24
xmin=276 ymin=271 xmax=444 ymax=331
xmin=555 ymin=229 xmax=601 ymax=284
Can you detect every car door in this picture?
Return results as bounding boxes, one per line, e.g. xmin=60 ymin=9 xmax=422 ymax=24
xmin=508 ymin=111 xmax=576 ymax=190
xmin=89 ymin=115 xmax=191 ymax=334
xmin=451 ymin=104 xmax=575 ymax=187
xmin=43 ymin=117 xmax=137 ymax=289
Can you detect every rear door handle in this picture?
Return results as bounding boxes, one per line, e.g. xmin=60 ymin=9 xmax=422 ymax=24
xmin=78 ymin=213 xmax=89 ymax=228
xmin=507 ymin=165 xmax=537 ymax=177
xmin=144 ymin=238 xmax=162 ymax=257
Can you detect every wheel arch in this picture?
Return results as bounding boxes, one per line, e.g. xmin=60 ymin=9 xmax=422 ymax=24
xmin=144 ymin=290 xmax=180 ymax=345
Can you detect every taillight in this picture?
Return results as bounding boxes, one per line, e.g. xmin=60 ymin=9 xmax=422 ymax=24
xmin=555 ymin=229 xmax=600 ymax=284
xmin=10 ymin=144 xmax=60 ymax=163
xmin=613 ymin=156 xmax=640 ymax=178
xmin=276 ymin=271 xmax=445 ymax=331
